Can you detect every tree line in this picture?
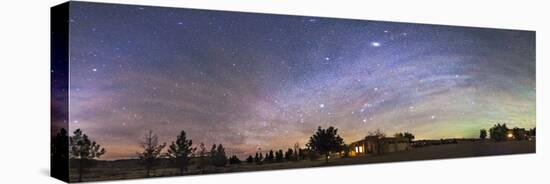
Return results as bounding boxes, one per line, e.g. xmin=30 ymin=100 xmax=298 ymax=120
xmin=52 ymin=128 xmax=230 ymax=181
xmin=479 ymin=123 xmax=536 ymax=141
xmin=52 ymin=126 xmax=416 ymax=181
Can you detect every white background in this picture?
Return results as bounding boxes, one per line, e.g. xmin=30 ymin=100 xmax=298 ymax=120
xmin=0 ymin=0 xmax=547 ymax=183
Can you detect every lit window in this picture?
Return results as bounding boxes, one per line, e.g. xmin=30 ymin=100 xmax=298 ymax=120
xmin=359 ymin=146 xmax=363 ymax=153
xmin=355 ymin=146 xmax=359 ymax=153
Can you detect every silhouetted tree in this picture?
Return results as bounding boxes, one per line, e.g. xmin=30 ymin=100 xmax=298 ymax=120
xmin=370 ymin=129 xmax=386 ymax=138
xmin=307 ymin=126 xmax=344 ymax=163
xmin=298 ymin=148 xmax=307 ymax=160
xmin=166 ymin=130 xmax=196 ymax=175
xmin=369 ymin=129 xmax=386 ymax=154
xmin=293 ymin=142 xmax=300 ymax=161
xmin=69 ymin=129 xmax=106 ymax=182
xmin=489 ymin=123 xmax=508 ymax=141
xmin=229 ymin=155 xmax=242 ymax=164
xmin=480 ymin=129 xmax=487 ymax=140
xmin=403 ymin=132 xmax=415 ymax=142
xmin=275 ymin=149 xmax=284 ymax=162
xmin=529 ymin=127 xmax=536 ymax=137
xmin=284 ymin=148 xmax=294 ymax=161
xmin=394 ymin=132 xmax=414 ymax=142
xmin=512 ymin=127 xmax=526 ymax=140
xmin=51 ymin=128 xmax=69 ymax=180
xmin=266 ymin=150 xmax=274 ymax=163
xmin=137 ymin=130 xmax=166 ymax=177
xmin=209 ymin=144 xmax=227 ymax=167
xmin=254 ymin=152 xmax=263 ymax=165
xmin=246 ymin=155 xmax=254 ymax=163
xmin=307 ymin=148 xmax=320 ymax=161
xmin=341 ymin=144 xmax=350 ymax=158
xmin=196 ymin=142 xmax=207 ymax=173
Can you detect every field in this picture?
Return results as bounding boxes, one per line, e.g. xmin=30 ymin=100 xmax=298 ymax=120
xmin=70 ymin=141 xmax=535 ymax=182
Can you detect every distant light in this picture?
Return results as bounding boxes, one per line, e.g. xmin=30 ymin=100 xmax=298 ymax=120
xmin=371 ymin=42 xmax=381 ymax=47
xmin=508 ymin=133 xmax=514 ymax=138
xmin=319 ymin=104 xmax=325 ymax=108
xmin=359 ymin=146 xmax=363 ymax=153
xmin=355 ymin=146 xmax=359 ymax=153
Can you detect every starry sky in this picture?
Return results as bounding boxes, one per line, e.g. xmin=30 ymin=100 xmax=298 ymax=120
xmin=65 ymin=2 xmax=535 ymax=160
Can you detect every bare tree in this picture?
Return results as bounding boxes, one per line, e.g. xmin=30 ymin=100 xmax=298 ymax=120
xmin=137 ymin=130 xmax=166 ymax=177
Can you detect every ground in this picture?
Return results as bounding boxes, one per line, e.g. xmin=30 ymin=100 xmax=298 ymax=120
xmin=69 ymin=140 xmax=535 ymax=182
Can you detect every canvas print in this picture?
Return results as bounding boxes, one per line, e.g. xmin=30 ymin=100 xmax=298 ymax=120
xmin=51 ymin=1 xmax=536 ymax=182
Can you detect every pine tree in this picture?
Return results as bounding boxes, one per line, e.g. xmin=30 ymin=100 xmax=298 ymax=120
xmin=69 ymin=129 xmax=105 ymax=182
xmin=275 ymin=149 xmax=284 ymax=162
xmin=284 ymin=148 xmax=294 ymax=161
xmin=196 ymin=142 xmax=207 ymax=173
xmin=210 ymin=144 xmax=227 ymax=167
xmin=166 ymin=130 xmax=196 ymax=175
xmin=266 ymin=150 xmax=274 ymax=163
xmin=229 ymin=155 xmax=242 ymax=164
xmin=246 ymin=155 xmax=254 ymax=163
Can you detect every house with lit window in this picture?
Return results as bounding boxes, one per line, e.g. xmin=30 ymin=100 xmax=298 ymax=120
xmin=348 ymin=136 xmax=410 ymax=157
xmin=506 ymin=128 xmax=528 ymax=140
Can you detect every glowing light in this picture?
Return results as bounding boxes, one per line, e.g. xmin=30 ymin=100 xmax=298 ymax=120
xmin=371 ymin=42 xmax=381 ymax=47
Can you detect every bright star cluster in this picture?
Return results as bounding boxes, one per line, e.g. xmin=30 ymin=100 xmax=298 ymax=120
xmin=64 ymin=2 xmax=535 ymax=160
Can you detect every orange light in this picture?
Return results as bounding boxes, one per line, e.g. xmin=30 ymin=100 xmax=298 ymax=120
xmin=507 ymin=133 xmax=513 ymax=138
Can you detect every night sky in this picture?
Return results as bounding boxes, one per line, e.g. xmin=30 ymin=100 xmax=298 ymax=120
xmin=66 ymin=2 xmax=535 ymax=160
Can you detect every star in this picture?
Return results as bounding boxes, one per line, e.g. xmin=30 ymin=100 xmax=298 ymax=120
xmin=65 ymin=2 xmax=535 ymax=161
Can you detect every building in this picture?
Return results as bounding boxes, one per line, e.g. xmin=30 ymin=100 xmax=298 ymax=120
xmin=348 ymin=136 xmax=410 ymax=157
